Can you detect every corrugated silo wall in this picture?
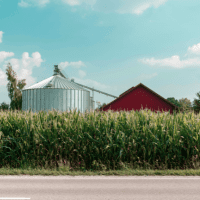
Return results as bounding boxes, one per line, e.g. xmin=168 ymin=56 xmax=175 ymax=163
xmin=22 ymin=88 xmax=90 ymax=114
xmin=89 ymin=96 xmax=95 ymax=111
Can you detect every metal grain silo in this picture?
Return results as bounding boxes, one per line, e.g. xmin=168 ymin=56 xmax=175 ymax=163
xmin=22 ymin=65 xmax=91 ymax=114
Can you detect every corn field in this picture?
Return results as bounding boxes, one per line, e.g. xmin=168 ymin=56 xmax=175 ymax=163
xmin=0 ymin=107 xmax=200 ymax=171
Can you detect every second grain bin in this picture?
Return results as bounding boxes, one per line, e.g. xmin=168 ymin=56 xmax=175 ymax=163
xmin=22 ymin=65 xmax=91 ymax=114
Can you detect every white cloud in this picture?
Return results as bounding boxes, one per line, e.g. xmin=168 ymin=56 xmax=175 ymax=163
xmin=134 ymin=73 xmax=158 ymax=82
xmin=58 ymin=60 xmax=112 ymax=92
xmin=21 ymin=52 xmax=43 ymax=68
xmin=139 ymin=55 xmax=200 ymax=68
xmin=62 ymin=0 xmax=81 ymax=6
xmin=78 ymin=70 xmax=86 ymax=78
xmin=18 ymin=0 xmax=167 ymax=14
xmin=18 ymin=0 xmax=50 ymax=7
xmin=62 ymin=0 xmax=96 ymax=6
xmin=69 ymin=0 xmax=168 ymax=15
xmin=70 ymin=76 xmax=111 ymax=91
xmin=188 ymin=43 xmax=200 ymax=55
xmin=59 ymin=61 xmax=86 ymax=69
xmin=115 ymin=0 xmax=168 ymax=15
xmin=140 ymin=43 xmax=200 ymax=68
xmin=1 ymin=52 xmax=44 ymax=88
xmin=0 ymin=68 xmax=7 ymax=84
xmin=0 ymin=51 xmax=14 ymax=63
xmin=18 ymin=0 xmax=30 ymax=7
xmin=19 ymin=0 xmax=96 ymax=7
xmin=0 ymin=31 xmax=4 ymax=43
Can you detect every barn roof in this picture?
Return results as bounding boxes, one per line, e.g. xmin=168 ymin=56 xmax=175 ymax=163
xmin=102 ymin=83 xmax=179 ymax=111
xmin=119 ymin=86 xmax=135 ymax=97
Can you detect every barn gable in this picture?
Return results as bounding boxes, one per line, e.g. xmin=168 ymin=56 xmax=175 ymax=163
xmin=101 ymin=83 xmax=179 ymax=114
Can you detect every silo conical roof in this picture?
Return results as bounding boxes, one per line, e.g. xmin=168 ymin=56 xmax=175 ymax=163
xmin=23 ymin=74 xmax=89 ymax=91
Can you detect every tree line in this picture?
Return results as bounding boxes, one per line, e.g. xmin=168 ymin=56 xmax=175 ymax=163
xmin=0 ymin=62 xmax=200 ymax=115
xmin=0 ymin=63 xmax=26 ymax=112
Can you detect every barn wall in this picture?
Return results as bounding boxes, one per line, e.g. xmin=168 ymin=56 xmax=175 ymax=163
xmin=102 ymin=86 xmax=175 ymax=114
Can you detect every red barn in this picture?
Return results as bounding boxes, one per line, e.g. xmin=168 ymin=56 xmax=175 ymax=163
xmin=101 ymin=83 xmax=179 ymax=114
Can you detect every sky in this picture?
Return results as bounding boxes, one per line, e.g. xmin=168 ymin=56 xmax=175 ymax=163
xmin=0 ymin=0 xmax=200 ymax=110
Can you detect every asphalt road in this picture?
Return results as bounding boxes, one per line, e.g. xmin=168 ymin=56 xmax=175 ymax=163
xmin=0 ymin=175 xmax=200 ymax=200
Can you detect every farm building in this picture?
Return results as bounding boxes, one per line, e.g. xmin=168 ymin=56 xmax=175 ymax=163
xmin=100 ymin=83 xmax=179 ymax=114
xmin=22 ymin=65 xmax=117 ymax=114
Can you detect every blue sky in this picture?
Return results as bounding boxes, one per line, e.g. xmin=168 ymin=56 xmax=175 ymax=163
xmin=0 ymin=0 xmax=200 ymax=109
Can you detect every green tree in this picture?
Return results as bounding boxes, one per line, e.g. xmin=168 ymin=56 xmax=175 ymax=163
xmin=191 ymin=91 xmax=200 ymax=115
xmin=167 ymin=97 xmax=181 ymax=107
xmin=95 ymin=101 xmax=107 ymax=112
xmin=6 ymin=63 xmax=26 ymax=111
xmin=167 ymin=97 xmax=197 ymax=114
xmin=178 ymin=98 xmax=193 ymax=114
xmin=167 ymin=97 xmax=182 ymax=113
xmin=0 ymin=102 xmax=9 ymax=111
xmin=99 ymin=103 xmax=107 ymax=111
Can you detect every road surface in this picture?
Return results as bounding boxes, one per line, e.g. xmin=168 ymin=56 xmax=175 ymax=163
xmin=0 ymin=175 xmax=200 ymax=200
